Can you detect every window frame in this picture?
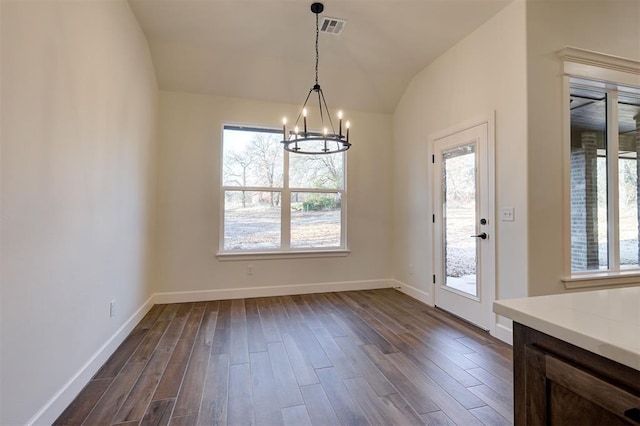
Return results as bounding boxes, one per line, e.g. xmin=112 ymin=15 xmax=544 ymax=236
xmin=217 ymin=124 xmax=349 ymax=259
xmin=560 ymin=47 xmax=640 ymax=287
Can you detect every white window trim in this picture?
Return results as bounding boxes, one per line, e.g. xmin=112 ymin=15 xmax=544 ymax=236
xmin=559 ymin=47 xmax=640 ymax=287
xmin=217 ymin=124 xmax=348 ymax=258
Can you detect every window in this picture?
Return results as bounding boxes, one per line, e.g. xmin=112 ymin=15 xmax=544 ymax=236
xmin=569 ymin=79 xmax=640 ymax=275
xmin=220 ymin=125 xmax=346 ymax=254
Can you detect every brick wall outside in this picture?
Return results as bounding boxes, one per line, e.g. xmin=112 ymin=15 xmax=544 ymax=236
xmin=571 ymin=132 xmax=599 ymax=270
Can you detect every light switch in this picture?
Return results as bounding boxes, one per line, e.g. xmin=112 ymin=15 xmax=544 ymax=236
xmin=501 ymin=207 xmax=515 ymax=222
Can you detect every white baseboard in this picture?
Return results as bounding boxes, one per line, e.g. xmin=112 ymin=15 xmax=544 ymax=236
xmin=393 ymin=280 xmax=434 ymax=306
xmin=152 ymin=279 xmax=395 ymax=304
xmin=27 ymin=296 xmax=155 ymax=426
xmin=495 ymin=322 xmax=513 ymax=345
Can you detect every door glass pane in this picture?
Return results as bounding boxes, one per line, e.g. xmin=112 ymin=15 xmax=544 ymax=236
xmin=618 ymin=93 xmax=640 ymax=269
xmin=224 ymin=191 xmax=281 ymax=250
xmin=570 ymin=85 xmax=608 ymax=271
xmin=442 ymin=144 xmax=477 ymax=296
xmin=290 ymin=192 xmax=341 ymax=248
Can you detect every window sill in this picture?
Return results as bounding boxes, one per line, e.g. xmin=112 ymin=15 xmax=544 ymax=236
xmin=216 ymin=249 xmax=350 ymax=261
xmin=562 ymin=270 xmax=640 ymax=289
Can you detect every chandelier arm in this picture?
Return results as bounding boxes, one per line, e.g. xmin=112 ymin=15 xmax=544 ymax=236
xmin=318 ymin=88 xmax=337 ymax=135
xmin=295 ymin=87 xmax=316 ymax=128
xmin=316 ymin=89 xmax=325 ymax=130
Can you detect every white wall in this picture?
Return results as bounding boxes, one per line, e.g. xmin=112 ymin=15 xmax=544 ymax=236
xmin=526 ymin=0 xmax=640 ymax=296
xmin=154 ymin=91 xmax=393 ymax=296
xmin=392 ymin=1 xmax=529 ymax=333
xmin=0 ymin=1 xmax=158 ymax=424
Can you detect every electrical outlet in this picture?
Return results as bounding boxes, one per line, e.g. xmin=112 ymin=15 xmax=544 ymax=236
xmin=247 ymin=264 xmax=254 ymax=275
xmin=109 ymin=300 xmax=116 ymax=318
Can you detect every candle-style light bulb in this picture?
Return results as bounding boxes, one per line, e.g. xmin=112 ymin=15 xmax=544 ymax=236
xmin=294 ymin=126 xmax=299 ymax=139
xmin=282 ymin=117 xmax=287 ymax=140
xmin=323 ymin=127 xmax=328 ymax=152
xmin=346 ymin=121 xmax=350 ymax=143
xmin=303 ymin=108 xmax=308 ymax=137
xmin=338 ymin=110 xmax=343 ymax=138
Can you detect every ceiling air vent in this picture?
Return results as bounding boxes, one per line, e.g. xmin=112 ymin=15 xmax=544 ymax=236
xmin=320 ymin=17 xmax=347 ymax=35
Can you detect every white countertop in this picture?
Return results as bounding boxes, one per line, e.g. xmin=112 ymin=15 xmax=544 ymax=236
xmin=493 ymin=286 xmax=640 ymax=370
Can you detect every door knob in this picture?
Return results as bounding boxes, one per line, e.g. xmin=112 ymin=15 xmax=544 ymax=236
xmin=471 ymin=232 xmax=487 ymax=239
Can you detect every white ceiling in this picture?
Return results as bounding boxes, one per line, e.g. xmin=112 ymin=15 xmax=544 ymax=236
xmin=129 ymin=0 xmax=513 ymax=114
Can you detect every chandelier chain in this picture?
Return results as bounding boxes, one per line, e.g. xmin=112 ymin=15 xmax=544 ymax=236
xmin=315 ymin=11 xmax=319 ymax=85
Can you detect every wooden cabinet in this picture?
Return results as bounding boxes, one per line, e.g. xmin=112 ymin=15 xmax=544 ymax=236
xmin=513 ymin=322 xmax=640 ymax=425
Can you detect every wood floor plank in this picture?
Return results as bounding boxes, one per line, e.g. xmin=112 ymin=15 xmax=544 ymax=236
xmin=388 ymin=352 xmax=484 ymax=425
xmin=467 ymin=383 xmax=513 ymax=421
xmin=83 ymin=362 xmax=147 ymax=425
xmin=361 ymin=344 xmax=439 ymax=414
xmin=157 ymin=303 xmax=193 ymax=350
xmin=135 ymin=305 xmax=166 ymax=331
xmin=302 ymin=294 xmax=347 ymax=337
xmin=333 ymin=336 xmax=396 ymax=396
xmin=466 ymin=366 xmax=513 ymax=399
xmin=152 ymin=338 xmax=196 ymax=401
xmin=326 ymin=292 xmax=398 ymax=354
xmin=289 ymin=324 xmax=332 ymax=369
xmin=464 ymin=351 xmax=513 ymax=384
xmin=54 ymin=378 xmax=111 ymax=425
xmin=227 ymin=363 xmax=254 ymax=426
xmin=400 ymin=332 xmax=482 ymax=387
xmin=270 ymin=297 xmax=294 ymax=335
xmin=281 ymin=405 xmax=312 ymax=426
xmin=469 ymin=404 xmax=512 ymax=426
xmin=300 ymin=383 xmax=341 ymax=426
xmin=131 ymin=320 xmax=171 ymax=364
xmin=230 ymin=299 xmax=249 ymax=365
xmin=343 ymin=376 xmax=421 ymax=426
xmin=113 ymin=347 xmax=173 ymax=423
xmin=94 ymin=328 xmax=148 ymax=380
xmin=279 ymin=295 xmax=306 ymax=325
xmin=311 ymin=326 xmax=358 ymax=379
xmin=395 ymin=333 xmax=486 ymax=407
xmin=140 ymin=398 xmax=174 ymax=426
xmin=168 ymin=413 xmax=197 ymax=426
xmin=197 ymin=353 xmax=229 ymax=426
xmin=267 ymin=341 xmax=304 ymax=408
xmin=385 ymin=392 xmax=427 ymax=425
xmin=256 ymin=297 xmax=282 ymax=343
xmin=250 ymin=351 xmax=284 ymax=426
xmin=212 ymin=300 xmax=231 ymax=355
xmin=422 ymin=410 xmax=457 ymax=426
xmin=316 ymin=367 xmax=369 ymax=426
xmin=281 ymin=332 xmax=319 ymax=386
xmin=178 ymin=305 xmax=204 ymax=343
xmin=59 ymin=289 xmax=514 ymax=426
xmin=290 ymin=294 xmax=323 ymax=330
xmin=172 ymin=310 xmax=217 ymax=418
xmin=245 ymin=298 xmax=268 ymax=353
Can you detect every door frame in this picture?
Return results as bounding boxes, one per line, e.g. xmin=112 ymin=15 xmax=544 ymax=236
xmin=429 ymin=113 xmax=496 ymax=335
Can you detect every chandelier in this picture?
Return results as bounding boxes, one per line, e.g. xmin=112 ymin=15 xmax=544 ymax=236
xmin=281 ymin=2 xmax=351 ymax=155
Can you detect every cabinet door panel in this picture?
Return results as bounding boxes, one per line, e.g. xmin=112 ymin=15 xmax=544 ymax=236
xmin=549 ymin=383 xmax=632 ymax=425
xmin=546 ymin=355 xmax=640 ymax=425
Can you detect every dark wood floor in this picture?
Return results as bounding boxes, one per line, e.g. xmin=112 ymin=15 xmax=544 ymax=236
xmin=55 ymin=289 xmax=513 ymax=425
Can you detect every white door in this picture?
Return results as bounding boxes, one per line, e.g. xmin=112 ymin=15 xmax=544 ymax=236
xmin=432 ymin=120 xmax=495 ymax=332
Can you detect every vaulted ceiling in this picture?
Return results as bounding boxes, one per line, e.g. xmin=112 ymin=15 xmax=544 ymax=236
xmin=129 ymin=0 xmax=512 ymax=113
